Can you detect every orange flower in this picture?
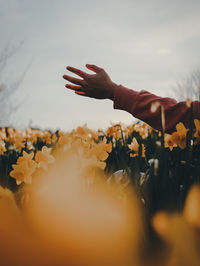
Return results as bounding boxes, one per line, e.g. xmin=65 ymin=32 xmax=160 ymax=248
xmin=51 ymin=133 xmax=58 ymax=144
xmin=40 ymin=131 xmax=52 ymax=144
xmin=123 ymin=125 xmax=135 ymax=138
xmin=7 ymin=127 xmax=15 ymax=140
xmin=134 ymin=123 xmax=151 ymax=139
xmin=58 ymin=132 xmax=72 ymax=146
xmin=128 ymin=138 xmax=145 ymax=157
xmin=106 ymin=124 xmax=122 ymax=140
xmin=13 ymin=138 xmax=25 ymax=151
xmin=74 ymin=124 xmax=94 ymax=139
xmin=35 ymin=146 xmax=55 ymax=170
xmin=17 ymin=151 xmax=35 ymax=165
xmin=10 ymin=161 xmax=33 ymax=185
xmin=86 ymin=138 xmax=112 ymax=162
xmin=193 ymin=119 xmax=200 ymax=145
xmin=0 ymin=140 xmax=6 ymax=155
xmin=26 ymin=129 xmax=40 ymax=143
xmin=10 ymin=151 xmax=37 ymax=185
xmin=183 ymin=184 xmax=200 ymax=228
xmin=0 ymin=128 xmax=7 ymax=140
xmin=84 ymin=155 xmax=106 ymax=171
xmin=90 ymin=129 xmax=104 ymax=141
xmin=27 ymin=141 xmax=35 ymax=151
xmin=171 ymin=122 xmax=188 ymax=149
xmin=164 ymin=134 xmax=177 ymax=151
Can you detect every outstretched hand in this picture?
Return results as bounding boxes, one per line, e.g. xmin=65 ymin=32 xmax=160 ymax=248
xmin=63 ymin=64 xmax=117 ymax=100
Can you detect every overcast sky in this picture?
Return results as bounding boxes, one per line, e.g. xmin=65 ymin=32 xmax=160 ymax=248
xmin=1 ymin=0 xmax=200 ymax=131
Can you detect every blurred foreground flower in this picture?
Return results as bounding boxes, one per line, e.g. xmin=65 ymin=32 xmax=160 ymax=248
xmin=10 ymin=151 xmax=37 ymax=185
xmin=151 ymin=184 xmax=200 ymax=266
xmin=183 ymin=184 xmax=200 ymax=228
xmin=25 ymin=152 xmax=143 ymax=266
xmin=35 ymin=146 xmax=55 ymax=171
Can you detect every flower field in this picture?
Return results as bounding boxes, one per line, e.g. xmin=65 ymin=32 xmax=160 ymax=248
xmin=0 ymin=118 xmax=200 ymax=265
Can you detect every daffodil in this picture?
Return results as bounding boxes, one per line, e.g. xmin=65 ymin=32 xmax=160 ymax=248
xmin=17 ymin=151 xmax=36 ymax=168
xmin=0 ymin=128 xmax=7 ymax=140
xmin=134 ymin=123 xmax=151 ymax=139
xmin=13 ymin=137 xmax=25 ymax=151
xmin=128 ymin=137 xmax=145 ymax=157
xmin=35 ymin=146 xmax=55 ymax=170
xmin=10 ymin=151 xmax=37 ymax=185
xmin=106 ymin=124 xmax=122 ymax=140
xmin=58 ymin=132 xmax=72 ymax=146
xmin=86 ymin=138 xmax=112 ymax=162
xmin=171 ymin=122 xmax=189 ymax=149
xmin=193 ymin=119 xmax=200 ymax=145
xmin=51 ymin=133 xmax=58 ymax=144
xmin=76 ymin=124 xmax=90 ymax=136
xmin=0 ymin=140 xmax=6 ymax=155
xmin=164 ymin=134 xmax=177 ymax=151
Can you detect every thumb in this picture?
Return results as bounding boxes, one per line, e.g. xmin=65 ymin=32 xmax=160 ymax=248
xmin=86 ymin=64 xmax=102 ymax=73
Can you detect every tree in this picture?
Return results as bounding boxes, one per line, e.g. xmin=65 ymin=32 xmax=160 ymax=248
xmin=0 ymin=41 xmax=28 ymax=126
xmin=173 ymin=69 xmax=200 ymax=101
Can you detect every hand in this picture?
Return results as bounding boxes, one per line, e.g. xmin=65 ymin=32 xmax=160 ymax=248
xmin=63 ymin=64 xmax=118 ymax=100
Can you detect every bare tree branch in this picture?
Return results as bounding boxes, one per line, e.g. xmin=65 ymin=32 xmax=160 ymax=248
xmin=0 ymin=41 xmax=28 ymax=126
xmin=173 ymin=69 xmax=200 ymax=101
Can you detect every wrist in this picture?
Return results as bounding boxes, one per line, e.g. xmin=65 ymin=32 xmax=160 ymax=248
xmin=108 ymin=82 xmax=118 ymax=100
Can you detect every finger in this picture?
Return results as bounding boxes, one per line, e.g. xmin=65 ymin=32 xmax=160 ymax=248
xmin=63 ymin=74 xmax=84 ymax=86
xmin=66 ymin=66 xmax=88 ymax=78
xmin=75 ymin=91 xmax=87 ymax=96
xmin=85 ymin=64 xmax=103 ymax=73
xmin=65 ymin=84 xmax=83 ymax=91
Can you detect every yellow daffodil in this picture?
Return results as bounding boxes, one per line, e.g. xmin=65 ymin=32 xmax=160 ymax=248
xmin=106 ymin=124 xmax=122 ymax=140
xmin=0 ymin=140 xmax=6 ymax=155
xmin=10 ymin=151 xmax=37 ymax=185
xmin=183 ymin=184 xmax=200 ymax=228
xmin=58 ymin=132 xmax=72 ymax=146
xmin=123 ymin=125 xmax=135 ymax=138
xmin=86 ymin=138 xmax=112 ymax=162
xmin=17 ymin=151 xmax=35 ymax=166
xmin=51 ymin=133 xmax=58 ymax=144
xmin=164 ymin=134 xmax=177 ymax=151
xmin=10 ymin=161 xmax=32 ymax=185
xmin=90 ymin=129 xmax=104 ymax=141
xmin=0 ymin=128 xmax=7 ymax=140
xmin=76 ymin=124 xmax=89 ymax=136
xmin=171 ymin=122 xmax=189 ymax=149
xmin=13 ymin=138 xmax=25 ymax=151
xmin=35 ymin=146 xmax=55 ymax=170
xmin=193 ymin=119 xmax=200 ymax=145
xmin=128 ymin=138 xmax=145 ymax=157
xmin=134 ymin=123 xmax=151 ymax=139
xmin=39 ymin=131 xmax=52 ymax=144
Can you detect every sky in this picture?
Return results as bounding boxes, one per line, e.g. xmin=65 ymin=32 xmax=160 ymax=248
xmin=1 ymin=0 xmax=200 ymax=131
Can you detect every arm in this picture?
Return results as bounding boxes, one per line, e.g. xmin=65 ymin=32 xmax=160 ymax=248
xmin=114 ymin=85 xmax=200 ymax=133
xmin=63 ymin=64 xmax=200 ymax=133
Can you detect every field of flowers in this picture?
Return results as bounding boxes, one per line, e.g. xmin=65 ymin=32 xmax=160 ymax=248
xmin=0 ymin=115 xmax=200 ymax=265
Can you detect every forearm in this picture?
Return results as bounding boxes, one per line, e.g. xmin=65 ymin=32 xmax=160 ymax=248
xmin=113 ymin=85 xmax=200 ymax=134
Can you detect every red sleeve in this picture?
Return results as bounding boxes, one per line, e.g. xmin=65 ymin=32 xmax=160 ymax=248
xmin=113 ymin=85 xmax=200 ymax=134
